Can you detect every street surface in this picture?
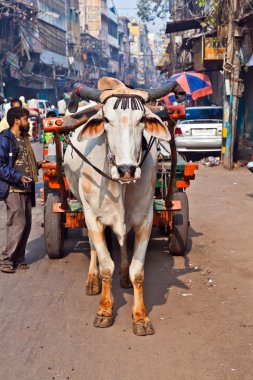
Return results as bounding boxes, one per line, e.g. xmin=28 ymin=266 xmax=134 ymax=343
xmin=0 ymin=142 xmax=253 ymax=380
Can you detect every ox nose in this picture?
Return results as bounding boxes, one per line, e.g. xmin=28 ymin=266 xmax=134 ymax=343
xmin=117 ymin=165 xmax=136 ymax=178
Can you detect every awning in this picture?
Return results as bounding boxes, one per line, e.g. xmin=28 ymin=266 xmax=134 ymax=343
xmin=166 ymin=17 xmax=205 ymax=34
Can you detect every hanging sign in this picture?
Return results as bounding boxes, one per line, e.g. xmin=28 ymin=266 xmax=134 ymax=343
xmin=204 ymin=38 xmax=225 ymax=60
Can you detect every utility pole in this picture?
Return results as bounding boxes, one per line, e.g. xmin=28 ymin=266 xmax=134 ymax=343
xmin=222 ymin=0 xmax=244 ymax=169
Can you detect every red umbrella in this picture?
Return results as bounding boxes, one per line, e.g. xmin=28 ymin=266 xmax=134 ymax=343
xmin=170 ymin=72 xmax=213 ymax=100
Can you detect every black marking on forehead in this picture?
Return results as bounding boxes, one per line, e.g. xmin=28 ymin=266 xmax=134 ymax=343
xmin=107 ymin=94 xmax=145 ymax=111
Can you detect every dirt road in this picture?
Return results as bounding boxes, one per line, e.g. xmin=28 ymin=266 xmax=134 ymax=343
xmin=0 ymin=144 xmax=253 ymax=380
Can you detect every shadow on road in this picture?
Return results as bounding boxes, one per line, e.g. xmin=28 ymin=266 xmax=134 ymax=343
xmin=25 ymin=223 xmax=202 ymax=318
xmin=107 ymin=225 xmax=202 ymax=317
xmin=26 ymin=233 xmax=46 ymax=264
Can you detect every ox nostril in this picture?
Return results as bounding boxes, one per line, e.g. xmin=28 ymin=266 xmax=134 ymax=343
xmin=117 ymin=165 xmax=136 ymax=177
xmin=129 ymin=165 xmax=136 ymax=177
xmin=118 ymin=165 xmax=128 ymax=177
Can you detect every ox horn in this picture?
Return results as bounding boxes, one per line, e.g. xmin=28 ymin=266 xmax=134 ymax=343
xmin=146 ymin=81 xmax=186 ymax=103
xmin=68 ymin=83 xmax=101 ymax=113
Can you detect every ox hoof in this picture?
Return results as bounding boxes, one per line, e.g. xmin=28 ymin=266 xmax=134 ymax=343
xmin=120 ymin=274 xmax=133 ymax=289
xmin=133 ymin=321 xmax=155 ymax=336
xmin=86 ymin=274 xmax=100 ymax=296
xmin=93 ymin=314 xmax=114 ymax=328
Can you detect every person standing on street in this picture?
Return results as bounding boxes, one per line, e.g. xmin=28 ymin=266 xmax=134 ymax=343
xmin=0 ymin=107 xmax=44 ymax=273
xmin=57 ymin=95 xmax=66 ymax=116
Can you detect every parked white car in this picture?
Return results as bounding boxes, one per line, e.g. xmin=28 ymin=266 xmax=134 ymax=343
xmin=28 ymin=99 xmax=56 ymax=118
xmin=175 ymin=106 xmax=223 ymax=153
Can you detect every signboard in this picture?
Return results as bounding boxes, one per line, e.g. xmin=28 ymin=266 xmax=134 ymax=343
xmin=193 ymin=37 xmax=204 ymax=71
xmin=204 ymin=38 xmax=225 ymax=60
xmin=128 ymin=22 xmax=140 ymax=36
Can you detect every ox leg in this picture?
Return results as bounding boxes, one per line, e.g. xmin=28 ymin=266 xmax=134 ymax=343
xmin=130 ymin=222 xmax=154 ymax=336
xmin=119 ymin=243 xmax=132 ymax=289
xmin=93 ymin=267 xmax=114 ymax=328
xmin=86 ymin=237 xmax=100 ymax=296
xmin=87 ymin=224 xmax=115 ymax=328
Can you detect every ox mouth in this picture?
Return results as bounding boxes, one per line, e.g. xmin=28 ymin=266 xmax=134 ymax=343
xmin=111 ymin=165 xmax=141 ymax=183
xmin=118 ymin=178 xmax=136 ymax=184
xmin=118 ymin=173 xmax=136 ymax=184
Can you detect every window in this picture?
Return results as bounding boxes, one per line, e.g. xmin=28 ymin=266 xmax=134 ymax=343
xmin=38 ymin=102 xmax=45 ymax=109
xmin=40 ymin=0 xmax=65 ymax=15
xmin=184 ymin=107 xmax=223 ymax=121
xmin=38 ymin=21 xmax=66 ymax=55
xmin=108 ymin=21 xmax=117 ymax=39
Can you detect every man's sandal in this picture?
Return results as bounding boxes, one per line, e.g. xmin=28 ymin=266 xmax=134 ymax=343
xmin=0 ymin=263 xmax=15 ymax=273
xmin=16 ymin=263 xmax=29 ymax=270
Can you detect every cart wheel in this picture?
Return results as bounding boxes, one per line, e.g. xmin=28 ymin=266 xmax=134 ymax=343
xmin=168 ymin=191 xmax=189 ymax=256
xmin=44 ymin=193 xmax=64 ymax=259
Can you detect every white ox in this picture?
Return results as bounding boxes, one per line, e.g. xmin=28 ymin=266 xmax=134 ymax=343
xmin=64 ymin=77 xmax=183 ymax=335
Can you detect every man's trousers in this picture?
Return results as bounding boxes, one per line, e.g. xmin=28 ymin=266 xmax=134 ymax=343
xmin=2 ymin=192 xmax=31 ymax=265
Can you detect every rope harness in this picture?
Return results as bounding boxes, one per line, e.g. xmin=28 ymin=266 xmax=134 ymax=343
xmin=64 ymin=94 xmax=156 ymax=183
xmin=63 ymin=134 xmax=155 ymax=183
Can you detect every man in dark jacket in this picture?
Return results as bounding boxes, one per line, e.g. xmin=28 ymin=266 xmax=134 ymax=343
xmin=0 ymin=107 xmax=42 ymax=273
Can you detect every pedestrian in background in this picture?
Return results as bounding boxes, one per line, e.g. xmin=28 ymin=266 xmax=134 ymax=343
xmin=4 ymin=96 xmax=14 ymax=116
xmin=0 ymin=107 xmax=45 ymax=273
xmin=0 ymin=98 xmax=33 ymax=136
xmin=57 ymin=95 xmax=66 ymax=116
xmin=0 ymin=98 xmax=22 ymax=132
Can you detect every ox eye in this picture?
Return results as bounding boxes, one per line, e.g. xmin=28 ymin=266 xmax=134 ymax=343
xmin=140 ymin=116 xmax=145 ymax=123
xmin=104 ymin=117 xmax=110 ymax=123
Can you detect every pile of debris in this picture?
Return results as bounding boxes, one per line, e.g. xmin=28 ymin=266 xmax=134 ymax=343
xmin=199 ymin=156 xmax=221 ymax=167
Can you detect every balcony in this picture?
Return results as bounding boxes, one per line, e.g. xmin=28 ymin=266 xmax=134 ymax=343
xmin=16 ymin=0 xmax=38 ymax=8
xmin=101 ymin=6 xmax=118 ymax=23
xmin=108 ymin=34 xmax=119 ymax=49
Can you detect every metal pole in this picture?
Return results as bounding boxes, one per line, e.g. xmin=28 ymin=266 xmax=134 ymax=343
xmin=223 ymin=0 xmax=241 ymax=169
xmin=54 ymin=133 xmax=69 ymax=211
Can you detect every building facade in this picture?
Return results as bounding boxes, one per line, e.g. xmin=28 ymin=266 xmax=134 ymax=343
xmin=0 ymin=0 xmax=82 ymax=103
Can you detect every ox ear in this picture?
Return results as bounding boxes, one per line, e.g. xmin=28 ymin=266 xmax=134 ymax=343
xmin=144 ymin=107 xmax=171 ymax=141
xmin=77 ymin=109 xmax=105 ymax=141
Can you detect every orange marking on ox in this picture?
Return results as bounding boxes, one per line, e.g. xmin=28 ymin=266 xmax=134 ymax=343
xmin=98 ymin=270 xmax=113 ymax=316
xmin=133 ymin=274 xmax=148 ymax=322
xmin=82 ymin=119 xmax=104 ymax=139
xmin=89 ymin=230 xmax=104 ymax=245
xmin=145 ymin=118 xmax=167 ymax=139
xmin=86 ymin=272 xmax=100 ymax=294
xmin=121 ymin=115 xmax=128 ymax=126
xmin=82 ymin=167 xmax=92 ymax=193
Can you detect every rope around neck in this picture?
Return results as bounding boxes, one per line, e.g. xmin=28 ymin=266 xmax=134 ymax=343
xmin=63 ymin=134 xmax=155 ymax=183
